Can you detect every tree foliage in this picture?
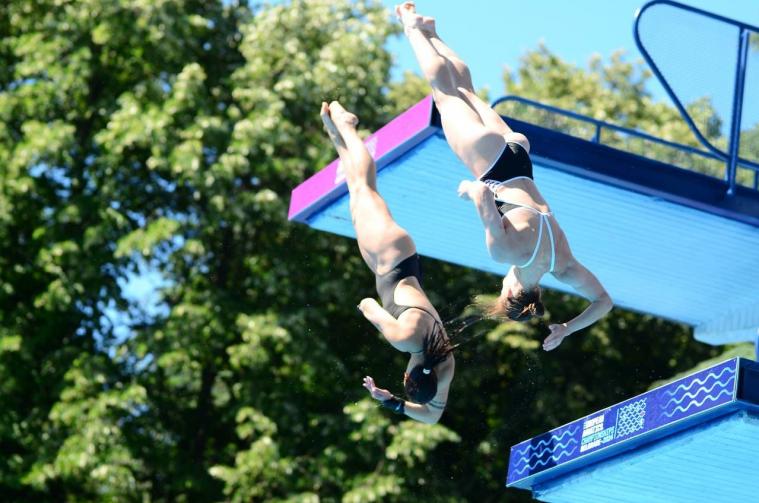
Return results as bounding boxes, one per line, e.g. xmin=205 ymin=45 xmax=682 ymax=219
xmin=0 ymin=2 xmax=729 ymax=501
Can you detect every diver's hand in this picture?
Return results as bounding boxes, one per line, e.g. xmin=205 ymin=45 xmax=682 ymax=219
xmin=357 ymin=297 xmax=376 ymax=313
xmin=457 ymin=180 xmax=474 ymax=200
xmin=458 ymin=179 xmax=489 ymax=201
xmin=363 ymin=376 xmax=393 ymax=401
xmin=543 ymin=323 xmax=570 ymax=351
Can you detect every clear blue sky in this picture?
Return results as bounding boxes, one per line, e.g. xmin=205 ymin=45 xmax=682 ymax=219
xmin=382 ymin=0 xmax=759 ymax=101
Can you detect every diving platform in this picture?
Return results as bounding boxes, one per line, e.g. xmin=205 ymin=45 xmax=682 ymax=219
xmin=288 ymin=95 xmax=759 ymax=345
xmin=506 ymin=357 xmax=759 ymax=502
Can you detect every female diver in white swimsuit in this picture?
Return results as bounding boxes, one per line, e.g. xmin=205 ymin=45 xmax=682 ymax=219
xmin=396 ymin=2 xmax=612 ymax=350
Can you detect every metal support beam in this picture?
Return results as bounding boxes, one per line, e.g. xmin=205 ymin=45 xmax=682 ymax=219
xmin=727 ymin=28 xmax=750 ymax=195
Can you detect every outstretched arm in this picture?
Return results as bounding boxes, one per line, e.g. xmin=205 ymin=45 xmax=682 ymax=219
xmin=403 ymin=399 xmax=446 ymax=424
xmin=458 ymin=180 xmax=510 ymax=262
xmin=544 ymin=260 xmax=613 ymax=350
xmin=362 ymin=375 xmax=449 ymax=425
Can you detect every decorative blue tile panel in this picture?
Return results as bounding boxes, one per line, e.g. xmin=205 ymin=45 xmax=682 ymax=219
xmin=506 ymin=358 xmax=758 ymax=494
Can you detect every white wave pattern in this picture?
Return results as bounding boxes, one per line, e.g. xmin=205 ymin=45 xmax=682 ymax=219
xmin=514 ymin=427 xmax=579 ymax=458
xmin=661 ymin=376 xmax=736 ymax=410
xmin=514 ymin=438 xmax=579 ymax=467
xmin=661 ymin=388 xmax=733 ymax=418
xmin=513 ymin=446 xmax=578 ymax=476
xmin=663 ymin=366 xmax=735 ymax=399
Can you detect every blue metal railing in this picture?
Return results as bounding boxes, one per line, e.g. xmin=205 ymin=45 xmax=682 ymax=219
xmin=491 ymin=96 xmax=759 ymax=191
xmin=633 ymin=0 xmax=759 ymax=194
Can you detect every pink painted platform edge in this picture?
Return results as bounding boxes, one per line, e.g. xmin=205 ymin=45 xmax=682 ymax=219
xmin=288 ymin=96 xmax=436 ymax=222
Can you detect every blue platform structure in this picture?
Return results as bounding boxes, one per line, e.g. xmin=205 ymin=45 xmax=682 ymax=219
xmin=288 ymin=0 xmax=759 ymax=500
xmin=507 ymin=358 xmax=759 ymax=502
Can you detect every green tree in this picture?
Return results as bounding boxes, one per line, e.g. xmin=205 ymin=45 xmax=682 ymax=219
xmin=0 ymin=3 xmax=728 ymax=502
xmin=0 ymin=0 xmax=156 ymax=498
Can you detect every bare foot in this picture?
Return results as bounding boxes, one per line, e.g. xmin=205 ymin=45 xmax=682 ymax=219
xmin=320 ymin=101 xmax=359 ymax=149
xmin=327 ymin=100 xmax=359 ymax=129
xmin=320 ymin=102 xmax=345 ymax=147
xmin=395 ymin=2 xmax=424 ymax=31
xmin=421 ymin=16 xmax=437 ymax=37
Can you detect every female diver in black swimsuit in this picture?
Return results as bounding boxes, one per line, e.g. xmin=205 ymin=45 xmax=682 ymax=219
xmin=320 ymin=100 xmax=454 ymax=424
xmin=396 ymin=2 xmax=613 ymax=350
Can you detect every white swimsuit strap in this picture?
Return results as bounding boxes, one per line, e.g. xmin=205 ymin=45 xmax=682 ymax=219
xmin=518 ymin=212 xmax=544 ymax=269
xmin=544 ymin=214 xmax=556 ymax=272
xmin=502 ymin=175 xmax=533 ymax=183
xmin=495 ymin=198 xmax=551 ymax=218
xmin=496 ymin=201 xmax=555 ymax=271
xmin=483 ymin=179 xmax=504 ymax=193
xmin=482 ymin=175 xmax=534 ymax=194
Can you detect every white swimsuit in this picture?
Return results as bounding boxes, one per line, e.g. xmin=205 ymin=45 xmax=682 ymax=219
xmin=490 ymin=178 xmax=556 ymax=272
